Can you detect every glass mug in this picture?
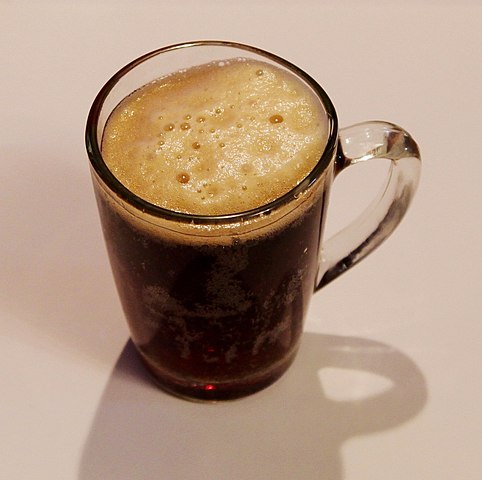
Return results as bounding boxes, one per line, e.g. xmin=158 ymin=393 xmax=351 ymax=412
xmin=86 ymin=41 xmax=421 ymax=401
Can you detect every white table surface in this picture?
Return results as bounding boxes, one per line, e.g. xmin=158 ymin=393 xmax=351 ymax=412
xmin=1 ymin=1 xmax=481 ymax=479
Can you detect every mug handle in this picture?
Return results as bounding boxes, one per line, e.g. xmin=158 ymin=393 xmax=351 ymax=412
xmin=316 ymin=121 xmax=421 ymax=290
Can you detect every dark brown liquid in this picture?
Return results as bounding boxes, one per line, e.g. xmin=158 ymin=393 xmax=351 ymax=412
xmin=94 ymin=184 xmax=328 ymax=400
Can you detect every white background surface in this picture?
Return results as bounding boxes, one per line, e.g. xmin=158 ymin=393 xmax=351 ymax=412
xmin=1 ymin=1 xmax=481 ymax=479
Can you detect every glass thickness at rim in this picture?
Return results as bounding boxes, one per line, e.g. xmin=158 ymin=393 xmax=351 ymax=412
xmin=85 ymin=40 xmax=338 ymax=224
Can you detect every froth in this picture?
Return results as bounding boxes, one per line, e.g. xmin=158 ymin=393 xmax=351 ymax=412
xmin=102 ymin=58 xmax=328 ymax=215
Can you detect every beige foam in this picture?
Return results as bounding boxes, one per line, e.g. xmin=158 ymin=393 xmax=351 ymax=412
xmin=102 ymin=58 xmax=328 ymax=215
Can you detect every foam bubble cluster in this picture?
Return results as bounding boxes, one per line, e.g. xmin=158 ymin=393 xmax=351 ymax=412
xmin=102 ymin=58 xmax=328 ymax=215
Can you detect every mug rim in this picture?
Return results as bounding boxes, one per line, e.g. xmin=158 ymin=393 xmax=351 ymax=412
xmin=85 ymin=40 xmax=339 ymax=224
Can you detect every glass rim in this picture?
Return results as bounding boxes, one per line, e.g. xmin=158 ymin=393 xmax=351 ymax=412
xmin=85 ymin=40 xmax=339 ymax=224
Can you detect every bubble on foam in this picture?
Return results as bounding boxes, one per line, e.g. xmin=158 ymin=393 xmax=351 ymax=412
xmin=269 ymin=114 xmax=283 ymax=124
xmin=176 ymin=172 xmax=190 ymax=184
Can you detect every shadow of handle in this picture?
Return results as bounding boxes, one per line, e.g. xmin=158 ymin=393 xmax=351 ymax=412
xmin=318 ymin=335 xmax=427 ymax=437
xmin=316 ymin=121 xmax=421 ymax=289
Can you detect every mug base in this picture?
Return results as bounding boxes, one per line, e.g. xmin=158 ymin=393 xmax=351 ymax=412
xmin=136 ymin=347 xmax=299 ymax=402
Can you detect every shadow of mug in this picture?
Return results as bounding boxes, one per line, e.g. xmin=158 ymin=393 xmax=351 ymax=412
xmin=79 ymin=332 xmax=427 ymax=480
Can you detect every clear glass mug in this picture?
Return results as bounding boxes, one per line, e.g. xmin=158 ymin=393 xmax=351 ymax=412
xmin=86 ymin=41 xmax=421 ymax=401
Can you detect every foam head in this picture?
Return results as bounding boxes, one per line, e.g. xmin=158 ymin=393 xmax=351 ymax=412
xmin=102 ymin=58 xmax=328 ymax=215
